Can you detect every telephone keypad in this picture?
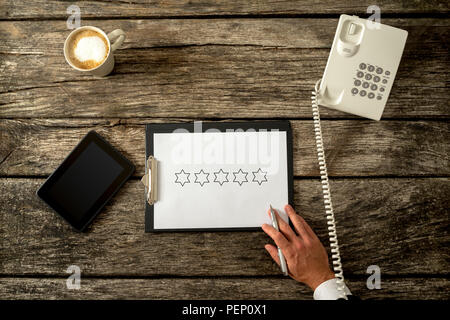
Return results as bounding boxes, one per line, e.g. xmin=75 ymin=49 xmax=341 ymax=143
xmin=352 ymin=62 xmax=391 ymax=100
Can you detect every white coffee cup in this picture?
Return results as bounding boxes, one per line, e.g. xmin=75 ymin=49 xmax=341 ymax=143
xmin=64 ymin=26 xmax=125 ymax=76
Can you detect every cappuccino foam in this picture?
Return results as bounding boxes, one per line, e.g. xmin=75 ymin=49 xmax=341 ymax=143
xmin=68 ymin=30 xmax=109 ymax=70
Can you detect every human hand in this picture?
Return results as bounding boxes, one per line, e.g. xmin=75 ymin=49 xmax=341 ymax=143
xmin=262 ymin=204 xmax=335 ymax=290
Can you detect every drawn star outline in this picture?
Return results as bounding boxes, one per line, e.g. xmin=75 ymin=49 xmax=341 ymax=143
xmin=213 ymin=169 xmax=229 ymax=186
xmin=194 ymin=169 xmax=210 ymax=186
xmin=175 ymin=169 xmax=190 ymax=186
xmin=252 ymin=168 xmax=268 ymax=185
xmin=233 ymin=169 xmax=248 ymax=186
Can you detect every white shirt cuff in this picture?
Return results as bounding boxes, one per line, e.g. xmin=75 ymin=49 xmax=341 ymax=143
xmin=313 ymin=278 xmax=352 ymax=300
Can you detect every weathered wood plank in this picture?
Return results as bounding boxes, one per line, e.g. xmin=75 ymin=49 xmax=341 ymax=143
xmin=0 ymin=19 xmax=448 ymax=119
xmin=1 ymin=0 xmax=448 ymax=19
xmin=2 ymin=19 xmax=447 ymax=54
xmin=0 ymin=277 xmax=448 ymax=300
xmin=0 ymin=119 xmax=448 ymax=177
xmin=1 ymin=177 xmax=448 ymax=276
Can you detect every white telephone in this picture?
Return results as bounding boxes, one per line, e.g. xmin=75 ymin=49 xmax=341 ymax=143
xmin=318 ymin=14 xmax=408 ymax=120
xmin=311 ymin=15 xmax=408 ymax=298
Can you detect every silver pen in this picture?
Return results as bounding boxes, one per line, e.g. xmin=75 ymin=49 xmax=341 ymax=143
xmin=270 ymin=205 xmax=288 ymax=276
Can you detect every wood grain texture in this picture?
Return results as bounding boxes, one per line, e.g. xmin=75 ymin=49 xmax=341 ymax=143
xmin=1 ymin=2 xmax=449 ymax=300
xmin=0 ymin=119 xmax=450 ymax=177
xmin=1 ymin=177 xmax=448 ymax=277
xmin=0 ymin=277 xmax=448 ymax=300
xmin=2 ymin=19 xmax=447 ymax=54
xmin=0 ymin=19 xmax=448 ymax=119
xmin=0 ymin=119 xmax=448 ymax=177
xmin=1 ymin=1 xmax=449 ymax=19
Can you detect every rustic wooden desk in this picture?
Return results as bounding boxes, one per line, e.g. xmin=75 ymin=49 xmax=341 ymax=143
xmin=0 ymin=1 xmax=449 ymax=300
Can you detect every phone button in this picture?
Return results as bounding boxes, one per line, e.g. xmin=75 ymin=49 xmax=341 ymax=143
xmin=359 ymin=90 xmax=367 ymax=97
xmin=362 ymin=82 xmax=369 ymax=88
xmin=368 ymin=65 xmax=375 ymax=72
xmin=368 ymin=93 xmax=375 ymax=99
xmin=351 ymin=88 xmax=359 ymax=94
xmin=365 ymin=74 xmax=372 ymax=80
xmin=354 ymin=80 xmax=362 ymax=86
xmin=376 ymin=67 xmax=383 ymax=74
xmin=371 ymin=84 xmax=378 ymax=91
xmin=357 ymin=71 xmax=364 ymax=78
xmin=359 ymin=63 xmax=367 ymax=70
xmin=374 ymin=76 xmax=380 ymax=82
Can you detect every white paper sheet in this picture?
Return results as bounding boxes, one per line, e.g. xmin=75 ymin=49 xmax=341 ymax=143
xmin=153 ymin=130 xmax=289 ymax=229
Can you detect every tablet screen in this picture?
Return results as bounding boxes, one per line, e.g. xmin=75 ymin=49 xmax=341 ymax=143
xmin=37 ymin=131 xmax=135 ymax=231
xmin=47 ymin=142 xmax=123 ymax=222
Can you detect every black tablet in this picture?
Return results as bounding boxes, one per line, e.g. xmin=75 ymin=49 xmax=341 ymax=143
xmin=37 ymin=131 xmax=135 ymax=231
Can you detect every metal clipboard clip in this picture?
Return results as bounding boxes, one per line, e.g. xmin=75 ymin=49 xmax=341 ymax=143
xmin=141 ymin=156 xmax=158 ymax=205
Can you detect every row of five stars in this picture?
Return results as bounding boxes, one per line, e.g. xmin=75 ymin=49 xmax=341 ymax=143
xmin=175 ymin=168 xmax=268 ymax=187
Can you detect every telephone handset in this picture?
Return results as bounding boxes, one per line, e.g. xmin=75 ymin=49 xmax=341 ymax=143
xmin=312 ymin=15 xmax=407 ymax=299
